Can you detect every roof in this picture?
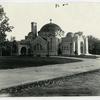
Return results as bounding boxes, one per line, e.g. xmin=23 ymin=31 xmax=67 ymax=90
xmin=38 ymin=23 xmax=64 ymax=37
xmin=39 ymin=23 xmax=62 ymax=33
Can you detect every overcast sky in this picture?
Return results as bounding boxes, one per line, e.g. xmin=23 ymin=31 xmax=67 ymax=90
xmin=2 ymin=2 xmax=100 ymax=40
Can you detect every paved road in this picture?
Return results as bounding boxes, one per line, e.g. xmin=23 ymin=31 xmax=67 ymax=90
xmin=0 ymin=56 xmax=100 ymax=90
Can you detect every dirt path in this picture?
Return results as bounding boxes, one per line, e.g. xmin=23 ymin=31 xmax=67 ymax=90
xmin=0 ymin=57 xmax=100 ymax=90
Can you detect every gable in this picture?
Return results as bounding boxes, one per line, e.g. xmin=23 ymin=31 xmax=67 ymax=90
xmin=31 ymin=36 xmax=47 ymax=48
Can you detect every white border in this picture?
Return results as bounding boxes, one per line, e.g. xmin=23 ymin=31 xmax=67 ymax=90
xmin=0 ymin=0 xmax=100 ymax=100
xmin=1 ymin=0 xmax=100 ymax=3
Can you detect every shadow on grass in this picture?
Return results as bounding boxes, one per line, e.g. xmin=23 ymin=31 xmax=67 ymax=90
xmin=0 ymin=56 xmax=82 ymax=69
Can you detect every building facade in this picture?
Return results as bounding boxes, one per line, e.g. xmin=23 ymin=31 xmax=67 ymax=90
xmin=61 ymin=32 xmax=89 ymax=55
xmin=17 ymin=21 xmax=89 ymax=56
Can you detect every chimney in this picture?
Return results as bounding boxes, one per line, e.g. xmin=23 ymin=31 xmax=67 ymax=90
xmin=34 ymin=23 xmax=37 ymax=34
xmin=31 ymin=22 xmax=34 ymax=33
xmin=31 ymin=22 xmax=37 ymax=37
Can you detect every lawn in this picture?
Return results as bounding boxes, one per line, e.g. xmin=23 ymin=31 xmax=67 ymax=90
xmin=0 ymin=56 xmax=81 ymax=69
xmin=0 ymin=69 xmax=99 ymax=96
xmin=63 ymin=55 xmax=98 ymax=59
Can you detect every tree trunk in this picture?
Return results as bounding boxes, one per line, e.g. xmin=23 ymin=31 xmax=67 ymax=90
xmin=0 ymin=47 xmax=2 ymax=56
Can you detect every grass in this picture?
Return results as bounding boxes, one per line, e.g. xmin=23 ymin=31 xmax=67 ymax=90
xmin=63 ymin=55 xmax=98 ymax=59
xmin=0 ymin=69 xmax=100 ymax=96
xmin=0 ymin=56 xmax=81 ymax=69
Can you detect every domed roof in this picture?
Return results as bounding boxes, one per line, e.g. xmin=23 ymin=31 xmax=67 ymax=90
xmin=74 ymin=32 xmax=83 ymax=37
xmin=66 ymin=32 xmax=74 ymax=37
xmin=39 ymin=23 xmax=63 ymax=34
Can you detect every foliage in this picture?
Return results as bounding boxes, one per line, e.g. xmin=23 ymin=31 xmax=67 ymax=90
xmin=0 ymin=5 xmax=13 ymax=43
xmin=0 ymin=5 xmax=14 ymax=56
xmin=88 ymin=35 xmax=100 ymax=54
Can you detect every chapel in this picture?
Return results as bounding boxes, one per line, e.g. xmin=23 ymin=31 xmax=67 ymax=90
xmin=17 ymin=20 xmax=89 ymax=56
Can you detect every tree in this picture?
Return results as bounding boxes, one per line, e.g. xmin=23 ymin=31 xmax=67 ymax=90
xmin=88 ymin=35 xmax=100 ymax=54
xmin=12 ymin=40 xmax=18 ymax=55
xmin=0 ymin=5 xmax=13 ymax=56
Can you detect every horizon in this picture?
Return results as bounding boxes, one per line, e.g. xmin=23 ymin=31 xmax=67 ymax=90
xmin=2 ymin=2 xmax=100 ymax=40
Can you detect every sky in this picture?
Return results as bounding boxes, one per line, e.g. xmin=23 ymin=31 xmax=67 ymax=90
xmin=1 ymin=1 xmax=100 ymax=40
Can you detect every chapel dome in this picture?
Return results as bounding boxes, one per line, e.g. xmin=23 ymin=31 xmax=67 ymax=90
xmin=38 ymin=23 xmax=64 ymax=37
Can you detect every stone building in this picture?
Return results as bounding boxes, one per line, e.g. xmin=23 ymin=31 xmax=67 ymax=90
xmin=60 ymin=32 xmax=89 ymax=55
xmin=17 ymin=20 xmax=89 ymax=56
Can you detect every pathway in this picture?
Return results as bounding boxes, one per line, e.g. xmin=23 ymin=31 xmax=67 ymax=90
xmin=0 ymin=57 xmax=100 ymax=90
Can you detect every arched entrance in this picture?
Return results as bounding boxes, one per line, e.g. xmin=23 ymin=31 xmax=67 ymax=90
xmin=58 ymin=48 xmax=62 ymax=55
xmin=74 ymin=42 xmax=78 ymax=55
xmin=20 ymin=47 xmax=26 ymax=56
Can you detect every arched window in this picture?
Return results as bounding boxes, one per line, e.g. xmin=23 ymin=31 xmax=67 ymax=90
xmin=40 ymin=44 xmax=43 ymax=50
xmin=34 ymin=45 xmax=36 ymax=50
xmin=34 ymin=43 xmax=43 ymax=51
xmin=28 ymin=48 xmax=31 ymax=55
xmin=50 ymin=38 xmax=52 ymax=51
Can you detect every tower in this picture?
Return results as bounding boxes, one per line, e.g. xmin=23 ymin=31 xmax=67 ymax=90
xmin=31 ymin=22 xmax=37 ymax=38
